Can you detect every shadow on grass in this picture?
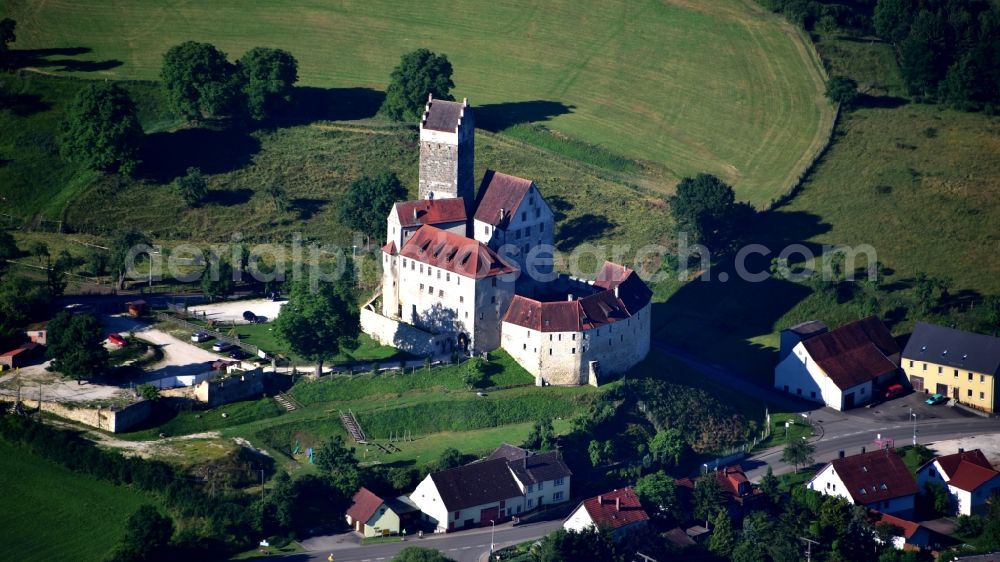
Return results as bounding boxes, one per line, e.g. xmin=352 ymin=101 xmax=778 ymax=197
xmin=274 ymin=86 xmax=386 ymax=125
xmin=4 ymin=47 xmax=123 ymax=73
xmin=138 ymin=128 xmax=261 ymax=183
xmin=556 ymin=213 xmax=616 ymax=250
xmin=654 ymin=210 xmax=834 ymax=380
xmin=854 ymin=93 xmax=909 ymax=109
xmin=291 ymin=197 xmax=328 ymax=220
xmin=546 ymin=195 xmax=571 ymax=222
xmin=0 ymin=91 xmax=52 ymax=117
xmin=205 ymin=188 xmax=254 ymax=207
xmin=476 ymin=100 xmax=574 ymax=132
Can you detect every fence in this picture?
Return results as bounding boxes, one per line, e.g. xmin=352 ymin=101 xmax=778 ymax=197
xmin=154 ymin=311 xmax=262 ymax=358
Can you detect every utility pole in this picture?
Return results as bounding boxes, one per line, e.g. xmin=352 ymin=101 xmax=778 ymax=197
xmin=800 ymin=537 xmax=819 ymax=562
xmin=911 ymin=408 xmax=918 ymax=446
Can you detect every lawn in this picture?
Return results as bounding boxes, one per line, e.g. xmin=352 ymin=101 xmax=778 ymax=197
xmin=7 ymin=0 xmax=833 ymax=205
xmin=0 ymin=441 xmax=155 ymax=562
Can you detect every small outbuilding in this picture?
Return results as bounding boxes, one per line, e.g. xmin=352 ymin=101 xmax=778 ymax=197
xmin=125 ymin=300 xmax=147 ymax=317
xmin=0 ymin=342 xmax=45 ymax=369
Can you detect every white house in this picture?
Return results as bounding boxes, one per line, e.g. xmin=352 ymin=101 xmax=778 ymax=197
xmin=917 ymin=449 xmax=1000 ymax=516
xmin=409 ymin=444 xmax=571 ymax=532
xmin=775 ymin=315 xmax=900 ymax=410
xmin=807 ymin=449 xmax=919 ymax=518
xmin=868 ymin=510 xmax=935 ymax=551
xmin=564 ymin=487 xmax=649 ymax=539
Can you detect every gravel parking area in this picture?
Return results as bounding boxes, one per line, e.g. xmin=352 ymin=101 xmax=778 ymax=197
xmin=187 ymin=298 xmax=286 ymax=325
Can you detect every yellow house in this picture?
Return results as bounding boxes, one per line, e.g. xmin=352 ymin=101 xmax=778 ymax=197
xmin=345 ymin=487 xmax=420 ymax=538
xmin=901 ymin=322 xmax=1000 ymax=413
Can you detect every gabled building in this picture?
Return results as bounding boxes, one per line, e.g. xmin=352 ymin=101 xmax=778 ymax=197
xmin=775 ymin=316 xmax=900 ymax=410
xmin=916 ymin=449 xmax=1000 ymax=515
xmin=675 ymin=465 xmax=762 ymax=520
xmin=807 ymin=449 xmax=919 ymax=517
xmin=345 ymin=487 xmax=421 ymax=537
xmin=0 ymin=342 xmax=44 ymax=369
xmin=409 ymin=444 xmax=571 ymax=532
xmin=901 ymin=322 xmax=1000 ymax=413
xmin=868 ymin=510 xmax=936 ymax=551
xmin=563 ymin=487 xmax=649 ymax=539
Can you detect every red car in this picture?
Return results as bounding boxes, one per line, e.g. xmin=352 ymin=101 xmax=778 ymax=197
xmin=107 ymin=333 xmax=127 ymax=347
xmin=884 ymin=384 xmax=905 ymax=399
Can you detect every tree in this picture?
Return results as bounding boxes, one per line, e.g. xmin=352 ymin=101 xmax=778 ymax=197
xmin=0 ymin=275 xmax=51 ymax=350
xmin=525 ymin=417 xmax=556 ymax=451
xmin=588 ymin=439 xmax=615 ymax=467
xmin=693 ymin=476 xmax=725 ymax=527
xmin=782 ymin=438 xmax=815 ymax=471
xmin=314 ymin=435 xmax=360 ymax=495
xmin=0 ymin=18 xmax=15 ymax=53
xmin=462 ymin=357 xmax=488 ymax=388
xmin=392 ymin=547 xmax=456 ymax=562
xmin=708 ymin=509 xmax=736 ymax=556
xmin=200 ymin=253 xmax=234 ymax=302
xmin=648 ymin=427 xmax=684 ymax=468
xmin=137 ymin=383 xmax=160 ymax=402
xmin=59 ymin=83 xmax=144 ymax=175
xmin=238 ymin=47 xmax=298 ymax=121
xmin=264 ymin=181 xmax=289 ymax=213
xmin=48 ymin=250 xmax=73 ymax=299
xmin=274 ymin=277 xmax=360 ymax=376
xmin=759 ymin=465 xmax=780 ymax=502
xmin=175 ymin=166 xmax=208 ymax=207
xmin=0 ymin=230 xmax=17 ymax=261
xmin=669 ymin=173 xmax=754 ymax=249
xmin=873 ymin=0 xmax=916 ymax=44
xmin=108 ymin=504 xmax=173 ymax=562
xmin=380 ymin=48 xmax=455 ymax=122
xmin=826 ymin=75 xmax=859 ymax=108
xmin=340 ymin=172 xmax=408 ymax=240
xmin=46 ymin=312 xmax=109 ymax=384
xmin=436 ymin=448 xmax=465 ymax=470
xmin=537 ymin=527 xmax=621 ymax=562
xmin=635 ymin=471 xmax=679 ymax=518
xmin=110 ymin=229 xmax=151 ymax=290
xmin=83 ymin=248 xmax=110 ymax=277
xmin=161 ymin=41 xmax=240 ymax=120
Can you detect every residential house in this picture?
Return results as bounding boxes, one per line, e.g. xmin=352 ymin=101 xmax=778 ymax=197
xmin=807 ymin=449 xmax=919 ymax=518
xmin=775 ymin=316 xmax=901 ymax=410
xmin=917 ymin=449 xmax=1000 ymax=515
xmin=409 ymin=444 xmax=571 ymax=532
xmin=0 ymin=342 xmax=44 ymax=369
xmin=901 ymin=322 xmax=1000 ymax=413
xmin=675 ymin=465 xmax=762 ymax=521
xmin=345 ymin=487 xmax=420 ymax=537
xmin=25 ymin=322 xmax=48 ymax=345
xmin=868 ymin=509 xmax=936 ymax=551
xmin=563 ymin=487 xmax=649 ymax=539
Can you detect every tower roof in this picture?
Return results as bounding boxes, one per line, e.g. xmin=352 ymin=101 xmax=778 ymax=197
xmin=473 ymin=170 xmax=535 ymax=227
xmin=421 ymin=95 xmax=469 ymax=133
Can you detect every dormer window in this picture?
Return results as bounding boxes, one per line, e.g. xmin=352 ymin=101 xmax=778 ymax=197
xmin=859 ymin=488 xmax=867 ymax=495
xmin=920 ymin=345 xmax=927 ymax=352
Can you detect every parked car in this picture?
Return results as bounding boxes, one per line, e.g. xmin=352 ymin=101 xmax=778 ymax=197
xmin=925 ymin=393 xmax=948 ymax=405
xmin=242 ymin=311 xmax=257 ymax=323
xmin=212 ymin=341 xmax=234 ymax=352
xmin=228 ymin=349 xmax=246 ymax=360
xmin=191 ymin=331 xmax=212 ymax=343
xmin=884 ymin=384 xmax=905 ymax=400
xmin=107 ymin=333 xmax=127 ymax=347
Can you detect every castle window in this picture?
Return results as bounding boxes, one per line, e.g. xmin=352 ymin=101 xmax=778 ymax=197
xmin=403 ymin=259 xmax=406 ymax=267
xmin=491 ymin=296 xmax=496 ymax=304
xmin=549 ymin=334 xmax=552 ymax=341
xmin=535 ymin=208 xmax=540 ymax=218
xmin=459 ymin=296 xmax=464 ymax=303
xmin=484 ymin=225 xmax=489 ymax=234
xmin=439 ymin=290 xmax=444 ymax=298
xmin=437 ymin=271 xmax=441 ymax=279
xmin=411 ymin=262 xmax=415 ymax=270
xmin=428 ymin=286 xmax=433 ymax=294
xmin=558 ymin=334 xmax=562 ymax=341
xmin=522 ymin=212 xmax=527 ymax=221
xmin=465 ymin=312 xmax=468 ymax=318
xmin=523 ymin=343 xmax=527 ymax=350
xmin=420 ymin=284 xmax=424 ymax=291
xmin=549 ymin=349 xmax=552 ymax=355
xmin=420 ymin=265 xmax=424 ymax=273
xmin=571 ymin=348 xmax=576 ymax=354
xmin=526 ymin=226 xmax=531 ymax=236
xmin=572 ymin=334 xmax=576 ymax=340
xmin=446 ymin=273 xmax=450 ymax=282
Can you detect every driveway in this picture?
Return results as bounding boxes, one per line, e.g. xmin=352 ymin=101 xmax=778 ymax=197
xmin=105 ymin=315 xmax=224 ymax=382
xmin=187 ymin=298 xmax=286 ymax=325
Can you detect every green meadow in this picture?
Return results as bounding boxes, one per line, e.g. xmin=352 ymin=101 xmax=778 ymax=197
xmin=7 ymin=0 xmax=833 ymax=205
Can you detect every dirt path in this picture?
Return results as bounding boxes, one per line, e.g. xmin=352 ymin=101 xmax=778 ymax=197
xmin=47 ymin=417 xmax=221 ymax=458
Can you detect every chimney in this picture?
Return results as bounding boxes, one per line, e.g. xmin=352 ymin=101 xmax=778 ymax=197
xmin=839 ymin=450 xmax=845 ymax=459
xmin=500 ymin=208 xmax=506 ymax=222
xmin=958 ymin=448 xmax=965 ymax=454
xmin=597 ymin=495 xmax=602 ymax=504
xmin=614 ymin=285 xmax=619 ymax=298
xmin=615 ymin=498 xmax=620 ymax=511
xmin=567 ymin=293 xmax=574 ymax=301
xmin=861 ymin=446 xmax=866 ymax=454
xmin=413 ymin=208 xmax=418 ymax=221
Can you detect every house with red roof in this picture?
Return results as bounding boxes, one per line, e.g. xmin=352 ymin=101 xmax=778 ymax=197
xmin=362 ymin=95 xmax=652 ymax=382
xmin=563 ymin=487 xmax=649 ymax=539
xmin=807 ymin=449 xmax=919 ymax=518
xmin=345 ymin=487 xmax=420 ymax=537
xmin=917 ymin=449 xmax=1000 ymax=515
xmin=0 ymin=342 xmax=44 ymax=369
xmin=775 ymin=316 xmax=901 ymax=410
xmin=868 ymin=509 xmax=936 ymax=551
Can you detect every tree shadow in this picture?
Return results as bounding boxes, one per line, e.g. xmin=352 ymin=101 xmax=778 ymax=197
xmin=0 ymin=92 xmax=52 ymax=117
xmin=476 ymin=100 xmax=574 ymax=132
xmin=654 ymin=211 xmax=834 ymax=381
xmin=4 ymin=47 xmax=123 ymax=72
xmin=204 ymin=188 xmax=254 ymax=207
xmin=291 ymin=198 xmax=328 ymax=220
xmin=273 ymin=86 xmax=386 ymax=125
xmin=545 ymin=195 xmax=571 ymax=222
xmin=138 ymin=128 xmax=261 ymax=183
xmin=854 ymin=93 xmax=909 ymax=109
xmin=556 ymin=213 xmax=616 ymax=250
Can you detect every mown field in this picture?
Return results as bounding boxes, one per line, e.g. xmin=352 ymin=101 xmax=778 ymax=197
xmin=6 ymin=0 xmax=833 ymax=204
xmin=0 ymin=441 xmax=153 ymax=562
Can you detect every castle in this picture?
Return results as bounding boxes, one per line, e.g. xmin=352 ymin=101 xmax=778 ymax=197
xmin=361 ymin=95 xmax=651 ymax=386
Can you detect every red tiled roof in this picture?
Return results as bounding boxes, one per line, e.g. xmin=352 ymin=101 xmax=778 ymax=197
xmin=715 ymin=465 xmax=754 ymax=499
xmin=382 ymin=241 xmax=397 ymax=255
xmin=802 ymin=316 xmax=899 ymax=390
xmin=399 ymin=225 xmax=517 ymax=279
xmin=473 ymin=170 xmax=534 ymax=227
xmin=1 ymin=342 xmax=42 ymax=358
xmin=579 ymin=487 xmax=649 ymax=530
xmin=393 ymin=199 xmax=468 ymax=229
xmin=827 ymin=449 xmax=919 ymax=504
xmin=948 ymin=461 xmax=1000 ymax=492
xmin=936 ymin=449 xmax=993 ymax=479
xmin=421 ymin=97 xmax=468 ymax=133
xmin=502 ymin=263 xmax=651 ymax=333
xmin=347 ymin=487 xmax=384 ymax=525
xmin=868 ymin=509 xmax=921 ymax=539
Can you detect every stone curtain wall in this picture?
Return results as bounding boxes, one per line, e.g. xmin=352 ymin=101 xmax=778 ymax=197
xmin=41 ymin=399 xmax=153 ymax=433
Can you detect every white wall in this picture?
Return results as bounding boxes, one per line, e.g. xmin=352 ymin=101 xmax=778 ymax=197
xmin=776 ymin=342 xmax=844 ymax=410
xmin=473 ymin=184 xmax=555 ymax=284
xmin=808 ymin=464 xmax=850 ymax=502
xmin=410 ymin=475 xmax=448 ymax=531
xmin=563 ymin=503 xmax=593 ymax=533
xmin=919 ymin=460 xmax=1000 ymax=515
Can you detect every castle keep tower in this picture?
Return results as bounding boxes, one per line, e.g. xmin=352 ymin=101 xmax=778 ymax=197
xmin=418 ymin=95 xmax=475 ymax=209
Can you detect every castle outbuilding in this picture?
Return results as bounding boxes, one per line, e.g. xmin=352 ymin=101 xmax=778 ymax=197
xmin=361 ymin=94 xmax=651 ymax=386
